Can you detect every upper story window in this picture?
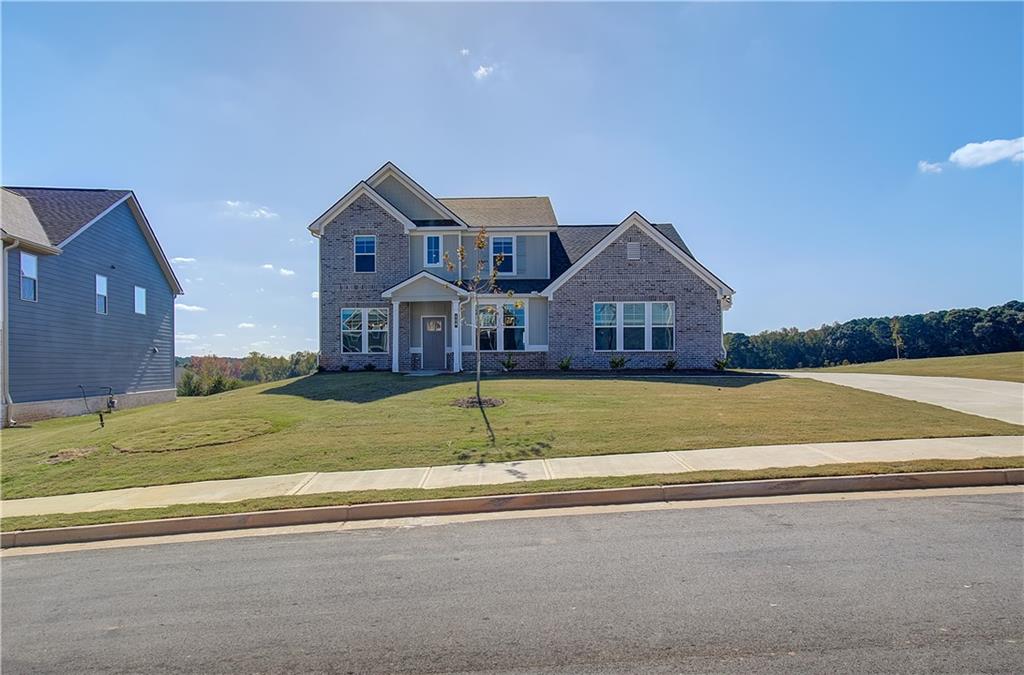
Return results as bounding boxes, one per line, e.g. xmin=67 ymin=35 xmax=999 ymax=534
xmin=593 ymin=301 xmax=675 ymax=352
xmin=19 ymin=252 xmax=38 ymax=302
xmin=134 ymin=286 xmax=147 ymax=315
xmin=491 ymin=236 xmax=515 ymax=275
xmin=95 ymin=274 xmax=108 ymax=315
xmin=354 ymin=235 xmax=376 ymax=273
xmin=425 ymin=235 xmax=442 ymax=267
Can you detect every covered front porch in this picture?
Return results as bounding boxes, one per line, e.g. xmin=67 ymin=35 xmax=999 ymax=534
xmin=382 ymin=272 xmax=467 ymax=373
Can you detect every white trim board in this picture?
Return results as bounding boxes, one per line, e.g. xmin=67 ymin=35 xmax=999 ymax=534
xmin=381 ymin=270 xmax=469 ymax=299
xmin=541 ymin=212 xmax=735 ymax=303
xmin=307 ymin=182 xmax=416 ymax=236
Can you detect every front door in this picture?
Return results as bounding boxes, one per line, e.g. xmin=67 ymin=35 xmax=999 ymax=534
xmin=422 ymin=316 xmax=446 ymax=370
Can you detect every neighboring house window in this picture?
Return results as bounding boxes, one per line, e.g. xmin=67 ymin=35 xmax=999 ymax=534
xmin=594 ymin=302 xmax=617 ymax=351
xmin=354 ymin=235 xmax=376 ymax=273
xmin=594 ymin=301 xmax=675 ymax=352
xmin=491 ymin=236 xmax=515 ymax=274
xmin=95 ymin=274 xmax=108 ymax=315
xmin=425 ymin=235 xmax=441 ymax=267
xmin=478 ymin=305 xmax=498 ymax=351
xmin=502 ymin=304 xmax=526 ymax=351
xmin=135 ymin=286 xmax=147 ymax=315
xmin=652 ymin=302 xmax=674 ymax=351
xmin=341 ymin=308 xmax=388 ymax=353
xmin=19 ymin=252 xmax=38 ymax=302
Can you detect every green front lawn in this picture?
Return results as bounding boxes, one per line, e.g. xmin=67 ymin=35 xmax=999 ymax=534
xmin=800 ymin=351 xmax=1024 ymax=382
xmin=2 ymin=372 xmax=1020 ymax=500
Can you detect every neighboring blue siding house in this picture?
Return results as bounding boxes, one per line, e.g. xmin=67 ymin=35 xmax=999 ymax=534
xmin=1 ymin=188 xmax=183 ymax=425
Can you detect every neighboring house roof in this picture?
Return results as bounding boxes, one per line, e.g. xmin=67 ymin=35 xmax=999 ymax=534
xmin=3 ymin=187 xmax=131 ymax=245
xmin=438 ymin=197 xmax=558 ymax=229
xmin=1 ymin=186 xmax=183 ymax=295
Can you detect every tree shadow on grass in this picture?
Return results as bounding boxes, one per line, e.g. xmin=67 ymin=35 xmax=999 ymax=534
xmin=261 ymin=370 xmax=780 ymax=404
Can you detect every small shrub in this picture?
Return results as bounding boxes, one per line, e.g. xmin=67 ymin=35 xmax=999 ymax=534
xmin=557 ymin=356 xmax=572 ymax=371
xmin=664 ymin=357 xmax=677 ymax=371
xmin=713 ymin=359 xmax=727 ymax=371
xmin=339 ymin=364 xmax=350 ymax=372
xmin=500 ymin=354 xmax=517 ymax=371
xmin=363 ymin=362 xmax=377 ymax=371
xmin=609 ymin=356 xmax=629 ymax=369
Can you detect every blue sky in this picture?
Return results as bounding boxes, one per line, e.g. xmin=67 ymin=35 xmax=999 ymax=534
xmin=3 ymin=2 xmax=1021 ymax=356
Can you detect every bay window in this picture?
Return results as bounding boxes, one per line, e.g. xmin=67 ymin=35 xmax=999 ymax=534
xmin=593 ymin=301 xmax=675 ymax=352
xmin=341 ymin=308 xmax=389 ymax=353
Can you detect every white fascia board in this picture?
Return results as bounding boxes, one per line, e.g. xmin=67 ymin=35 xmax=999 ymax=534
xmin=381 ymin=271 xmax=469 ymax=299
xmin=541 ymin=212 xmax=735 ymax=300
xmin=366 ymin=162 xmax=469 ymax=229
xmin=466 ymin=226 xmax=558 ymax=233
xmin=308 ymin=182 xmax=416 ymax=235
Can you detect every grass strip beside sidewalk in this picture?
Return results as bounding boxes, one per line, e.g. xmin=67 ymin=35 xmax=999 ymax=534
xmin=4 ymin=456 xmax=1022 ymax=533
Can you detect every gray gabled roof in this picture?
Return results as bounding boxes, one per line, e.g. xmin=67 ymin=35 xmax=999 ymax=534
xmin=3 ymin=187 xmax=131 ymax=245
xmin=438 ymin=197 xmax=558 ymax=228
xmin=550 ymin=223 xmax=693 ymax=280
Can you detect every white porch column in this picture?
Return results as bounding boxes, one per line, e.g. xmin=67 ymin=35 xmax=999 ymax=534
xmin=391 ymin=301 xmax=400 ymax=373
xmin=451 ymin=299 xmax=462 ymax=372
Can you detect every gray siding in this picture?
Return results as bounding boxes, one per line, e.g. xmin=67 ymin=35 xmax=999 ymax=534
xmin=7 ymin=202 xmax=175 ymax=403
xmin=373 ymin=175 xmax=440 ymax=221
xmin=408 ymin=233 xmax=460 ymax=281
xmin=459 ymin=233 xmax=549 ymax=280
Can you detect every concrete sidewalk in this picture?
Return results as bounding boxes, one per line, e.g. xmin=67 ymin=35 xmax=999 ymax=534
xmin=2 ymin=435 xmax=1021 ymax=518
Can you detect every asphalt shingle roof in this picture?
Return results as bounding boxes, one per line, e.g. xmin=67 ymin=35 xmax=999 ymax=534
xmin=2 ymin=187 xmax=130 ymax=245
xmin=0 ymin=189 xmax=53 ymax=249
xmin=438 ymin=196 xmax=558 ymax=228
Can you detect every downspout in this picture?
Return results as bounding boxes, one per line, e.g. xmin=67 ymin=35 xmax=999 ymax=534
xmin=2 ymin=238 xmax=21 ymax=427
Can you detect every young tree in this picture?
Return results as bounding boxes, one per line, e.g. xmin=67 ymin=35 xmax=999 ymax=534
xmin=891 ymin=317 xmax=905 ymax=360
xmin=443 ymin=225 xmax=518 ymax=444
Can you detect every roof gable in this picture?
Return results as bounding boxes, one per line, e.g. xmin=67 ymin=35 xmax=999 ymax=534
xmin=367 ymin=162 xmax=468 ymax=229
xmin=308 ymin=182 xmax=416 ymax=235
xmin=542 ymin=212 xmax=734 ymax=301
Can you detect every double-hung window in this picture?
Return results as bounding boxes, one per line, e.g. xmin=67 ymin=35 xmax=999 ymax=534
xmin=20 ymin=252 xmax=38 ymax=302
xmin=502 ymin=304 xmax=526 ymax=351
xmin=354 ymin=235 xmax=376 ymax=273
xmin=95 ymin=274 xmax=108 ymax=315
xmin=134 ymin=286 xmax=147 ymax=315
xmin=490 ymin=236 xmax=515 ymax=274
xmin=341 ymin=308 xmax=389 ymax=353
xmin=477 ymin=305 xmax=498 ymax=351
xmin=425 ymin=235 xmax=441 ymax=267
xmin=593 ymin=301 xmax=675 ymax=352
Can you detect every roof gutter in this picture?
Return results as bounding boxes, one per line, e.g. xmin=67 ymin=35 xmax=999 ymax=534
xmin=2 ymin=238 xmax=21 ymax=427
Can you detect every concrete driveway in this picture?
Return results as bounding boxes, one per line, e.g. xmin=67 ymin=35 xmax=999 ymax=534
xmin=780 ymin=372 xmax=1024 ymax=425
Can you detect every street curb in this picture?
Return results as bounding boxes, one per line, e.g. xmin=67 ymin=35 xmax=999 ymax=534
xmin=2 ymin=469 xmax=1021 ymax=548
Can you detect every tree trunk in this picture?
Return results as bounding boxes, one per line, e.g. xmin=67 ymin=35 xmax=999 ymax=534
xmin=473 ymin=298 xmax=495 ymax=444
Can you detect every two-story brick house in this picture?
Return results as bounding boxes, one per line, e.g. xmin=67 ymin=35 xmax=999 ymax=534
xmin=309 ymin=163 xmax=734 ymax=372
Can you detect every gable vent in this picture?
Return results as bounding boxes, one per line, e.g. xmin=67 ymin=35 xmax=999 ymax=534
xmin=626 ymin=241 xmax=641 ymax=260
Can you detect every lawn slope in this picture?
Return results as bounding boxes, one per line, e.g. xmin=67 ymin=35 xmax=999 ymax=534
xmin=801 ymin=351 xmax=1023 ymax=383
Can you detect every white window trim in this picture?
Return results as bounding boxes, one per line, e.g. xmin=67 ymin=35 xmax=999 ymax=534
xmin=134 ymin=286 xmax=147 ymax=315
xmin=489 ymin=235 xmax=517 ymax=277
xmin=424 ymin=234 xmax=442 ymax=268
xmin=473 ymin=299 xmax=529 ymax=352
xmin=353 ymin=235 xmax=377 ymax=274
xmin=19 ymin=251 xmax=38 ymax=302
xmin=341 ymin=307 xmax=390 ymax=354
xmin=95 ymin=274 xmax=108 ymax=315
xmin=593 ymin=301 xmax=675 ymax=353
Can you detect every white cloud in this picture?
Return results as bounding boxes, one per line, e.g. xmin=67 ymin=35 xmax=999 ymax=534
xmin=171 ymin=257 xmax=196 ymax=264
xmin=221 ymin=200 xmax=279 ymax=219
xmin=311 ymin=291 xmax=319 ymax=299
xmin=213 ymin=333 xmax=226 ymax=337
xmin=237 ymin=322 xmax=255 ymax=329
xmin=948 ymin=137 xmax=1024 ymax=168
xmin=278 ymin=268 xmax=295 ymax=277
xmin=175 ymin=333 xmax=199 ymax=342
xmin=261 ymin=263 xmax=275 ymax=270
xmin=460 ymin=48 xmax=470 ymax=56
xmin=917 ymin=160 xmax=943 ymax=174
xmin=473 ymin=64 xmax=495 ymax=80
xmin=175 ymin=303 xmax=208 ymax=312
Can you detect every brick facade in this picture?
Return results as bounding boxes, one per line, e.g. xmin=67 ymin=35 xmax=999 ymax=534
xmin=319 ymin=198 xmax=725 ymax=372
xmin=546 ymin=224 xmax=724 ymax=370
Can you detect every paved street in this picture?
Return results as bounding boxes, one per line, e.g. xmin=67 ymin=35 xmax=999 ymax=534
xmin=3 ymin=489 xmax=1022 ymax=673
xmin=779 ymin=372 xmax=1024 ymax=425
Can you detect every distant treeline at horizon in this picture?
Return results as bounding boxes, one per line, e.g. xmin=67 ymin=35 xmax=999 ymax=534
xmin=176 ymin=351 xmax=318 ymax=396
xmin=725 ymin=301 xmax=1023 ymax=369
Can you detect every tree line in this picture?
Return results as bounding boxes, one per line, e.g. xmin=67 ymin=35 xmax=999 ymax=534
xmin=177 ymin=351 xmax=318 ymax=396
xmin=725 ymin=301 xmax=1024 ymax=369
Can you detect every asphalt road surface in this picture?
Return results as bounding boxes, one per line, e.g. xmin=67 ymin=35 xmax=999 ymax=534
xmin=3 ymin=490 xmax=1023 ymax=673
